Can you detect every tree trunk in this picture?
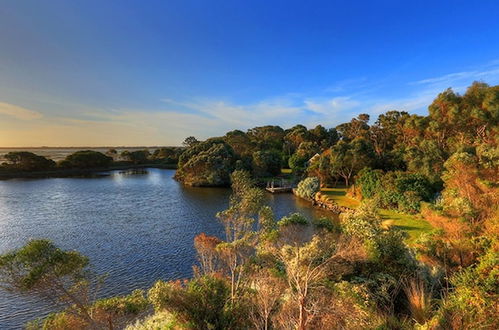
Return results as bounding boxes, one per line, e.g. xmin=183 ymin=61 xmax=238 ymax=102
xmin=298 ymin=296 xmax=307 ymax=330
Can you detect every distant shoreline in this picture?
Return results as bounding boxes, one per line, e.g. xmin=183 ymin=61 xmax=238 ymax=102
xmin=0 ymin=163 xmax=177 ymax=180
xmin=0 ymin=146 xmax=181 ymax=149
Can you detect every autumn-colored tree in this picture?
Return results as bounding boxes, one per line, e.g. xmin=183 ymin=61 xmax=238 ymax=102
xmin=193 ymin=233 xmax=222 ymax=276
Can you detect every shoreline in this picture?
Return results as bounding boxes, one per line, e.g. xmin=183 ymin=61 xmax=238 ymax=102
xmin=292 ymin=188 xmax=353 ymax=214
xmin=0 ymin=163 xmax=177 ymax=180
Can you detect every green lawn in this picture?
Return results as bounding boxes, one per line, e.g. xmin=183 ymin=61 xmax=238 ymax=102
xmin=320 ymin=187 xmax=360 ymax=208
xmin=280 ymin=168 xmax=292 ymax=174
xmin=320 ymin=186 xmax=432 ymax=243
xmin=378 ymin=209 xmax=433 ymax=243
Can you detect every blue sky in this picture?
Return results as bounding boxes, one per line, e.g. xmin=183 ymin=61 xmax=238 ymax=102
xmin=1 ymin=0 xmax=499 ymax=146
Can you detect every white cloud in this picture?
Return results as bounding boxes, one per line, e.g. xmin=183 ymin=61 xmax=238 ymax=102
xmin=3 ymin=61 xmax=498 ymax=146
xmin=367 ymin=93 xmax=435 ymax=116
xmin=411 ymin=66 xmax=499 ymax=89
xmin=304 ymin=96 xmax=360 ymax=115
xmin=0 ymin=102 xmax=42 ymax=120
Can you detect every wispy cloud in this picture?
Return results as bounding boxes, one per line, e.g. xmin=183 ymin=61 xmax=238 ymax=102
xmin=367 ymin=92 xmax=436 ymax=116
xmin=304 ymin=96 xmax=360 ymax=115
xmin=324 ymin=77 xmax=368 ymax=93
xmin=411 ymin=63 xmax=499 ymax=90
xmin=3 ymin=60 xmax=499 ymax=146
xmin=0 ymin=102 xmax=43 ymax=120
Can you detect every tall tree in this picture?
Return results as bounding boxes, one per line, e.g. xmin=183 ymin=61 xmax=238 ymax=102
xmin=0 ymin=240 xmax=98 ymax=328
xmin=329 ymin=138 xmax=375 ymax=186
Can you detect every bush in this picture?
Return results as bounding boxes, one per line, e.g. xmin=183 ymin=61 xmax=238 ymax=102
xmin=93 ymin=289 xmax=149 ymax=316
xmin=356 ymin=170 xmax=435 ymax=213
xmin=278 ymin=213 xmax=309 ymax=227
xmin=125 ymin=311 xmax=180 ymax=330
xmin=2 ymin=151 xmax=55 ymax=171
xmin=356 ymin=168 xmax=383 ymax=199
xmin=61 ymin=150 xmax=113 ymax=169
xmin=148 ymin=276 xmax=250 ymax=329
xmin=437 ymin=246 xmax=499 ymax=328
xmin=341 ymin=204 xmax=382 ymax=241
xmin=295 ymin=177 xmax=320 ymax=200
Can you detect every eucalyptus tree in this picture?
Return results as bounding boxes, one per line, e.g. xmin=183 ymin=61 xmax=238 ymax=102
xmin=216 ymin=170 xmax=265 ymax=301
xmin=0 ymin=240 xmax=99 ymax=328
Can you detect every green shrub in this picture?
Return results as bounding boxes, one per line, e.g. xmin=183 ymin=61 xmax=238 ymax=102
xmin=295 ymin=177 xmax=320 ymax=200
xmin=278 ymin=213 xmax=309 ymax=226
xmin=356 ymin=168 xmax=383 ymax=199
xmin=62 ymin=150 xmax=113 ymax=168
xmin=356 ymin=170 xmax=435 ymax=213
xmin=93 ymin=289 xmax=149 ymax=316
xmin=148 ymin=276 xmax=249 ymax=330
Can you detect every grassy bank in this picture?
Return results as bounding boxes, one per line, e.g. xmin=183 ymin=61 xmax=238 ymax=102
xmin=320 ymin=186 xmax=432 ymax=243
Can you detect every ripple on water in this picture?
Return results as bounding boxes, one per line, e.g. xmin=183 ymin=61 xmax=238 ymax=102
xmin=0 ymin=169 xmax=334 ymax=329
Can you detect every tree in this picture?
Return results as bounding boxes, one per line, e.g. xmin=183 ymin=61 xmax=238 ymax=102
xmin=175 ymin=138 xmax=237 ymax=186
xmin=193 ymin=233 xmax=222 ymax=276
xmin=0 ymin=240 xmax=98 ymax=328
xmin=252 ymin=150 xmax=282 ymax=177
xmin=336 ymin=114 xmax=370 ymax=141
xmin=289 ymin=142 xmax=320 ymax=177
xmin=217 ymin=170 xmax=265 ymax=243
xmin=62 ymin=150 xmax=113 ymax=169
xmin=121 ymin=149 xmax=150 ymax=165
xmin=3 ymin=151 xmax=55 ymax=171
xmin=151 ymin=147 xmax=183 ymax=164
xmin=215 ymin=170 xmax=265 ymax=301
xmin=247 ymin=125 xmax=285 ymax=151
xmin=370 ymin=110 xmax=410 ymax=169
xmin=271 ymin=234 xmax=356 ymax=330
xmin=284 ymin=125 xmax=311 ymax=151
xmin=182 ymin=136 xmax=200 ymax=148
xmin=224 ymin=130 xmax=254 ymax=157
xmin=329 ymin=138 xmax=375 ymax=186
xmin=248 ymin=268 xmax=286 ymax=330
xmin=441 ymin=150 xmax=497 ymax=224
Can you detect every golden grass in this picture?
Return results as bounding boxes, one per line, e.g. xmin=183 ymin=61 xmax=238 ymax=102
xmin=402 ymin=278 xmax=433 ymax=325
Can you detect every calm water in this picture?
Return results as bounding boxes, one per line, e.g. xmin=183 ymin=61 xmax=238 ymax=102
xmin=0 ymin=169 xmax=332 ymax=329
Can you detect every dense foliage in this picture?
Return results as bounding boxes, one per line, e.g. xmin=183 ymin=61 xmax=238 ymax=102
xmin=1 ymin=151 xmax=55 ymax=171
xmin=356 ymin=168 xmax=435 ymax=213
xmin=175 ymin=138 xmax=237 ymax=186
xmin=1 ymin=82 xmax=497 ymax=329
xmin=295 ymin=177 xmax=320 ymax=200
xmin=60 ymin=150 xmax=113 ymax=168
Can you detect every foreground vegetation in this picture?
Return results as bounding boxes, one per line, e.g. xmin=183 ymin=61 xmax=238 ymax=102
xmin=0 ymin=81 xmax=497 ymax=328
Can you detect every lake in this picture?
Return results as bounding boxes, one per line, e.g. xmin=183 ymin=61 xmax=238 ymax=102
xmin=0 ymin=168 xmax=332 ymax=329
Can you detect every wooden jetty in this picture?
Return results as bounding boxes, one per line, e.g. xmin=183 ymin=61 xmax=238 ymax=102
xmin=265 ymin=179 xmax=293 ymax=193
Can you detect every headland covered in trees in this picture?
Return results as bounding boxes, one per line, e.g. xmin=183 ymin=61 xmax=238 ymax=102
xmin=0 ymin=81 xmax=498 ymax=329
